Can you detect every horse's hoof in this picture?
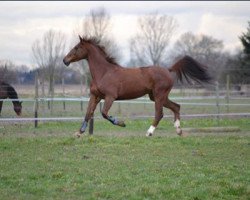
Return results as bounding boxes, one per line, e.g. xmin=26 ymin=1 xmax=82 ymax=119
xmin=74 ymin=131 xmax=82 ymax=138
xmin=117 ymin=121 xmax=126 ymax=127
xmin=146 ymin=132 xmax=153 ymax=137
xmin=177 ymin=131 xmax=188 ymax=137
xmin=177 ymin=128 xmax=182 ymax=135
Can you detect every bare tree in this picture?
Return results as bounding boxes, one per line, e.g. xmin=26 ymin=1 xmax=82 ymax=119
xmin=172 ymin=32 xmax=223 ymax=60
xmin=82 ymin=7 xmax=111 ymax=40
xmin=32 ymin=29 xmax=66 ymax=96
xmin=129 ymin=13 xmax=178 ymax=66
xmin=171 ymin=32 xmax=225 ymax=80
xmin=81 ymin=7 xmax=120 ymax=57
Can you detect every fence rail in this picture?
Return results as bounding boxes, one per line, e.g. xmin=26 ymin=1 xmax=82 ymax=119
xmin=1 ymin=113 xmax=250 ymax=123
xmin=1 ymin=97 xmax=250 ymax=106
xmin=1 ymin=78 xmax=250 ymax=133
xmin=1 ymin=96 xmax=250 ymax=122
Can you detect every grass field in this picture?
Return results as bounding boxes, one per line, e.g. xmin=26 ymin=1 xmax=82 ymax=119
xmin=0 ymin=118 xmax=250 ymax=199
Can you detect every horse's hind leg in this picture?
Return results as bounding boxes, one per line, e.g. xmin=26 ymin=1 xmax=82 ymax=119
xmin=146 ymin=95 xmax=165 ymax=136
xmin=164 ymin=99 xmax=182 ymax=136
xmin=101 ymin=96 xmax=126 ymax=127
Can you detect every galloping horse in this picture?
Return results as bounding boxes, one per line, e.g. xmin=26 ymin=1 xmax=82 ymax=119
xmin=63 ymin=36 xmax=211 ymax=137
xmin=0 ymin=82 xmax=22 ymax=116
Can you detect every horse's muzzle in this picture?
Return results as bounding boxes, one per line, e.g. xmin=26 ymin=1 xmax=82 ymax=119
xmin=63 ymin=58 xmax=70 ymax=66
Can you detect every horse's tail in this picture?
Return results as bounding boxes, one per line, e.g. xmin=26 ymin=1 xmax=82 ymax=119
xmin=169 ymin=55 xmax=212 ymax=84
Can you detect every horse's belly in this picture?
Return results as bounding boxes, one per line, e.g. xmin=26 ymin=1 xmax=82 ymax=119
xmin=117 ymin=82 xmax=149 ymax=100
xmin=117 ymin=92 xmax=147 ymax=100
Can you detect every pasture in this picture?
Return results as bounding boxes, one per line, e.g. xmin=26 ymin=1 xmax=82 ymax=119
xmin=0 ymin=119 xmax=250 ymax=199
xmin=1 ymin=84 xmax=250 ymax=199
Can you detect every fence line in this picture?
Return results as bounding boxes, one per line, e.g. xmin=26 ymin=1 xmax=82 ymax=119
xmin=1 ymin=94 xmax=250 ymax=133
xmin=1 ymin=84 xmax=250 ymax=130
xmin=2 ymin=95 xmax=250 ymax=101
xmin=1 ymin=97 xmax=250 ymax=107
xmin=1 ymin=112 xmax=250 ymax=122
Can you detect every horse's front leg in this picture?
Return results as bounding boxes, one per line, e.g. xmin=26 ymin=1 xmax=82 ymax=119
xmin=77 ymin=94 xmax=101 ymax=137
xmin=101 ymin=96 xmax=126 ymax=127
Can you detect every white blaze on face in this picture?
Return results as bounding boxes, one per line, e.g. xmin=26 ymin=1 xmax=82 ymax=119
xmin=146 ymin=125 xmax=155 ymax=136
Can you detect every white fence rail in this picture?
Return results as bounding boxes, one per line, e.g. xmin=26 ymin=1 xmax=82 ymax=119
xmin=1 ymin=96 xmax=250 ymax=123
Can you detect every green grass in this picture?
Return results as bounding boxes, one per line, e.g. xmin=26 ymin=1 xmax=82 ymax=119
xmin=1 ymin=118 xmax=250 ymax=136
xmin=0 ymin=119 xmax=250 ymax=199
xmin=0 ymin=134 xmax=249 ymax=199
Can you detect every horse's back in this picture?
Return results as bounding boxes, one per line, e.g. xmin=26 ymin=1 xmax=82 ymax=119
xmin=118 ymin=66 xmax=174 ymax=88
xmin=140 ymin=66 xmax=174 ymax=88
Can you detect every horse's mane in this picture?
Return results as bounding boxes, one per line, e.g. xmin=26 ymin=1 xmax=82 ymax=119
xmin=82 ymin=36 xmax=119 ymax=66
xmin=0 ymin=81 xmax=19 ymax=100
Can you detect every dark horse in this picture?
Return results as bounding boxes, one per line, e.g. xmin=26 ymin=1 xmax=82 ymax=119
xmin=0 ymin=81 xmax=22 ymax=116
xmin=63 ymin=36 xmax=211 ymax=137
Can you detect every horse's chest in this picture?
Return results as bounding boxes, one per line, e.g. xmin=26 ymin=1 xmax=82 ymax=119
xmin=90 ymin=84 xmax=105 ymax=98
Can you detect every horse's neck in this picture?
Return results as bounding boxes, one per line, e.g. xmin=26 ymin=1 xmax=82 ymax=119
xmin=86 ymin=45 xmax=115 ymax=82
xmin=7 ymin=85 xmax=18 ymax=101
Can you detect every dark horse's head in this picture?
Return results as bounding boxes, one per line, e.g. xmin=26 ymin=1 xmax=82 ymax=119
xmin=63 ymin=36 xmax=88 ymax=66
xmin=13 ymin=101 xmax=22 ymax=116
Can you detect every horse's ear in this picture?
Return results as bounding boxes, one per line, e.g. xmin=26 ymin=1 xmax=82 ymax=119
xmin=79 ymin=35 xmax=83 ymax=43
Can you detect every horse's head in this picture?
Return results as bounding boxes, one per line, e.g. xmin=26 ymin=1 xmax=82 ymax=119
xmin=13 ymin=101 xmax=22 ymax=116
xmin=63 ymin=36 xmax=88 ymax=66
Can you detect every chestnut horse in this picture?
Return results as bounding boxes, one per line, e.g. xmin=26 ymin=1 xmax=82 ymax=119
xmin=63 ymin=36 xmax=211 ymax=137
xmin=0 ymin=81 xmax=22 ymax=116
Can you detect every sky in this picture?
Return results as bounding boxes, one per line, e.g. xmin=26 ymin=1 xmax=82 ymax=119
xmin=0 ymin=1 xmax=249 ymax=68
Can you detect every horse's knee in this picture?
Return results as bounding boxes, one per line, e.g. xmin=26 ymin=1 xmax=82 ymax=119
xmin=101 ymin=112 xmax=108 ymax=119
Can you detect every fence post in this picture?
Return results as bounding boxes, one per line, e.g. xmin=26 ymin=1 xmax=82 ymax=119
xmin=80 ymin=79 xmax=83 ymax=111
xmin=50 ymin=78 xmax=54 ymax=116
xmin=62 ymin=77 xmax=66 ymax=110
xmin=226 ymin=74 xmax=230 ymax=113
xmin=41 ymin=77 xmax=45 ymax=115
xmin=88 ymin=82 xmax=94 ymax=135
xmin=89 ymin=117 xmax=94 ymax=135
xmin=215 ymin=81 xmax=220 ymax=125
xmin=34 ymin=72 xmax=39 ymax=128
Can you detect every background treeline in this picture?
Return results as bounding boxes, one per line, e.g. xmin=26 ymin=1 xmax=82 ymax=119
xmin=1 ymin=8 xmax=249 ymax=88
